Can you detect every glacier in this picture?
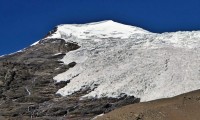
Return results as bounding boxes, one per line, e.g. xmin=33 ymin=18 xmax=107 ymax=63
xmin=47 ymin=20 xmax=200 ymax=102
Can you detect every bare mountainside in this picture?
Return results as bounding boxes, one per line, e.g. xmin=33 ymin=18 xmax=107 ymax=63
xmin=0 ymin=20 xmax=200 ymax=119
xmin=96 ymin=90 xmax=200 ymax=120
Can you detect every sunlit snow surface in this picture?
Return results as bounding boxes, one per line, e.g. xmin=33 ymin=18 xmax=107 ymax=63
xmin=48 ymin=20 xmax=200 ymax=102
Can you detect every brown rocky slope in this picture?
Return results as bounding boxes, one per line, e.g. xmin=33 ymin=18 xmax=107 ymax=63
xmin=96 ymin=89 xmax=200 ymax=120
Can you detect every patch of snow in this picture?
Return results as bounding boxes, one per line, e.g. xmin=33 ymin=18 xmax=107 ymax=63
xmin=0 ymin=49 xmax=25 ymax=57
xmin=0 ymin=54 xmax=5 ymax=58
xmin=25 ymin=86 xmax=31 ymax=95
xmin=31 ymin=40 xmax=40 ymax=46
xmin=52 ymin=20 xmax=200 ymax=102
xmin=54 ymin=53 xmax=62 ymax=55
xmin=92 ymin=113 xmax=104 ymax=120
xmin=1 ymin=40 xmax=41 ymax=57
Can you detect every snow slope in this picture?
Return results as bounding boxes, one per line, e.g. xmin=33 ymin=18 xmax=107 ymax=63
xmin=48 ymin=20 xmax=200 ymax=102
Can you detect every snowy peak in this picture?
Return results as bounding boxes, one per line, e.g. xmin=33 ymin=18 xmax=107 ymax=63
xmin=43 ymin=21 xmax=200 ymax=102
xmin=47 ymin=20 xmax=150 ymax=39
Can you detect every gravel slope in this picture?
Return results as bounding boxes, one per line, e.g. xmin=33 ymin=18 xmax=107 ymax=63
xmin=96 ymin=89 xmax=200 ymax=120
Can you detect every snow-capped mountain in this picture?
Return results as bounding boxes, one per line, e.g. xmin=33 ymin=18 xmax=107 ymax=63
xmin=33 ymin=20 xmax=200 ymax=102
xmin=1 ymin=20 xmax=200 ymax=120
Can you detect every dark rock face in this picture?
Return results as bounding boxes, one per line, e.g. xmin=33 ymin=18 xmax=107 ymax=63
xmin=0 ymin=38 xmax=139 ymax=120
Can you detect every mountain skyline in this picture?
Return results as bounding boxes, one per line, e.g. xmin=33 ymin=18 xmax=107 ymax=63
xmin=1 ymin=20 xmax=200 ymax=119
xmin=1 ymin=1 xmax=200 ymax=119
xmin=1 ymin=0 xmax=200 ymax=55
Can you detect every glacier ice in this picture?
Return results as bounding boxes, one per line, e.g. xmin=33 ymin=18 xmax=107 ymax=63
xmin=49 ymin=20 xmax=200 ymax=102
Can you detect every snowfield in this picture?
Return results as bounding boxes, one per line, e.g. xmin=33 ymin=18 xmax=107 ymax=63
xmin=48 ymin=20 xmax=200 ymax=102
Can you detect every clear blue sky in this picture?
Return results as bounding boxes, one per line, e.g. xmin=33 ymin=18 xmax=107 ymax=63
xmin=1 ymin=0 xmax=200 ymax=55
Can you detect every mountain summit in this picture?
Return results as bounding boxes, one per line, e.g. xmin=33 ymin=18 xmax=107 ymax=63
xmin=46 ymin=20 xmax=150 ymax=40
